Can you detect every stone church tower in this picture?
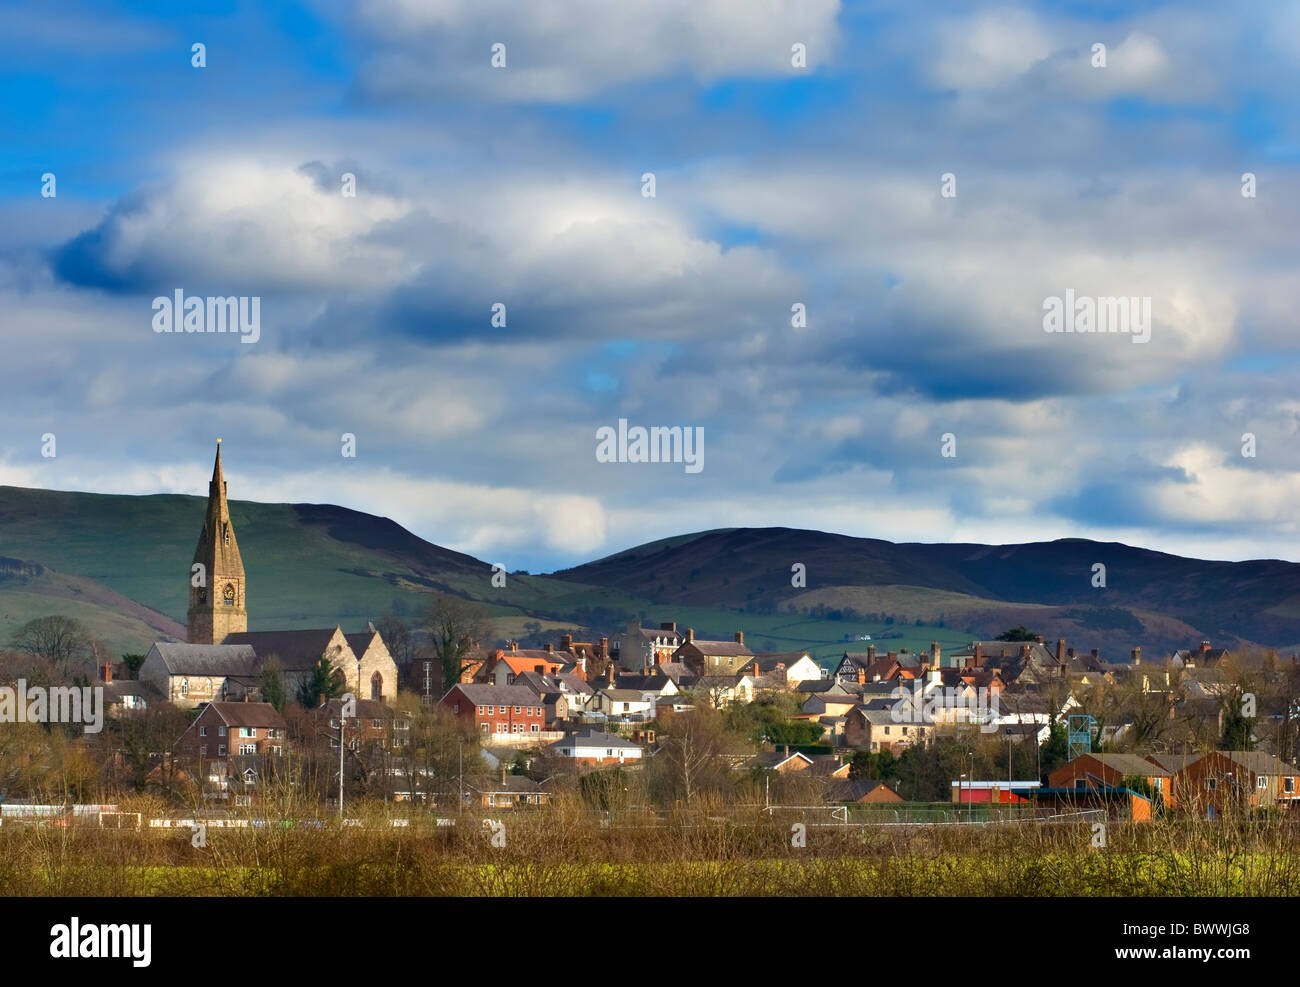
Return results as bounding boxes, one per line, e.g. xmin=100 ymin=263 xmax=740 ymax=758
xmin=187 ymin=440 xmax=248 ymax=644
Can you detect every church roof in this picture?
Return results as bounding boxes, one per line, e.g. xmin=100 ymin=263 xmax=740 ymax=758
xmin=344 ymin=631 xmax=380 ymax=657
xmin=148 ymin=642 xmax=259 ymax=676
xmin=222 ymin=628 xmax=353 ymax=670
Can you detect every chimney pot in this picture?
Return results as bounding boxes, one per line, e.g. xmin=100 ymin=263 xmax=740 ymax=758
xmin=1132 ymin=647 xmax=1141 ymax=666
xmin=686 ymin=628 xmax=694 ymax=643
xmin=734 ymin=630 xmax=744 ymax=645
xmin=1056 ymin=639 xmax=1066 ymax=664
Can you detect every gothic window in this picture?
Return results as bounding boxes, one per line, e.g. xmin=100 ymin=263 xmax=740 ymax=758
xmin=180 ymin=678 xmax=189 ymax=697
xmin=370 ymin=671 xmax=383 ymax=702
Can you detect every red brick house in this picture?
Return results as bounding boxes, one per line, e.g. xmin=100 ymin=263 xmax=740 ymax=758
xmin=440 ymin=683 xmax=547 ymax=739
xmin=175 ymin=701 xmax=288 ymax=801
xmin=1047 ymin=753 xmax=1173 ymax=805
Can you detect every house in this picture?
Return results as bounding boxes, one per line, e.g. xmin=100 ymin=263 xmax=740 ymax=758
xmin=614 ymin=620 xmax=684 ymax=671
xmin=174 ymin=701 xmax=288 ymax=800
xmin=466 ymin=770 xmax=551 ymax=808
xmin=824 ymin=779 xmax=904 ymax=804
xmin=750 ymin=749 xmax=814 ymax=773
xmin=476 ymin=646 xmax=572 ymax=686
xmin=1164 ymin=750 xmax=1300 ymax=817
xmin=672 ymin=629 xmax=754 ymax=676
xmin=139 ymin=642 xmax=261 ymax=708
xmin=948 ymin=639 xmax=1064 ymax=687
xmin=440 ymin=683 xmax=548 ymax=739
xmin=1047 ymin=754 xmax=1173 ymax=807
xmin=546 ymin=729 xmax=643 ymax=766
xmin=1169 ymin=641 xmax=1231 ymax=669
xmin=316 ymin=697 xmax=409 ymax=752
xmin=844 ymin=706 xmax=933 ymax=753
xmin=800 ymin=691 xmax=860 ymax=720
xmin=746 ymin=651 xmax=823 ymax=689
xmin=592 ymin=688 xmax=656 ymax=720
xmin=692 ymin=673 xmax=756 ymax=706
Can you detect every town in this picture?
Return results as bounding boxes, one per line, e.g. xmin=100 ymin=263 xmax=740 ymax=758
xmin=2 ymin=443 xmax=1296 ymax=831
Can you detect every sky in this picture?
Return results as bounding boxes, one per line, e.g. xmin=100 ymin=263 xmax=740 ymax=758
xmin=2 ymin=0 xmax=1300 ymax=572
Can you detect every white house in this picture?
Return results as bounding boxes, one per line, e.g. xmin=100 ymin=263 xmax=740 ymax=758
xmin=546 ymin=730 xmax=643 ymax=765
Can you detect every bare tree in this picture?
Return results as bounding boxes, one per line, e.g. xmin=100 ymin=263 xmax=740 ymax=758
xmin=652 ymin=706 xmax=743 ymax=806
xmin=424 ymin=592 xmax=488 ymax=692
xmin=9 ymin=615 xmax=95 ymax=676
xmin=375 ymin=612 xmax=415 ymax=669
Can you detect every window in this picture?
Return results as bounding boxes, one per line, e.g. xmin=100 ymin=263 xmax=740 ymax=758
xmin=488 ymin=706 xmax=495 ymax=715
xmin=1207 ymin=778 xmax=1217 ymax=791
xmin=372 ymin=718 xmax=382 ymax=728
xmin=200 ymin=745 xmax=207 ymax=756
xmin=199 ymin=726 xmax=207 ymax=737
xmin=884 ymin=726 xmax=890 ymax=735
xmin=607 ymin=749 xmax=614 ymax=756
xmin=1287 ymin=778 xmax=1296 ymax=794
xmin=530 ymin=724 xmax=539 ymax=733
xmin=180 ymin=678 xmax=189 ymax=697
xmin=240 ymin=727 xmax=255 ymax=738
xmin=239 ymin=744 xmax=256 ymax=755
xmin=271 ymin=746 xmax=282 ymax=756
xmin=218 ymin=745 xmax=226 ymax=756
xmin=1258 ymin=777 xmax=1268 ymax=790
xmin=234 ymin=795 xmax=251 ymax=807
xmin=218 ymin=726 xmax=227 ymax=737
xmin=514 ymin=706 xmax=521 ymax=714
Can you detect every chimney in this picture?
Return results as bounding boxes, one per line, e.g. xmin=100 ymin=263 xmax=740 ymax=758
xmin=561 ymin=634 xmax=573 ymax=651
xmin=508 ymin=641 xmax=518 ymax=652
xmin=501 ymin=764 xmax=508 ymax=786
xmin=887 ymin=651 xmax=897 ymax=662
xmin=686 ymin=628 xmax=694 ymax=643
xmin=866 ymin=645 xmax=876 ymax=661
xmin=734 ymin=630 xmax=744 ymax=645
xmin=627 ymin=618 xmax=640 ymax=635
xmin=784 ymin=745 xmax=790 ymax=758
xmin=1067 ymin=647 xmax=1076 ymax=659
xmin=544 ymin=643 xmax=553 ymax=653
xmin=1131 ymin=647 xmax=1141 ymax=666
xmin=661 ymin=622 xmax=676 ymax=633
xmin=931 ymin=642 xmax=941 ymax=668
xmin=1200 ymin=641 xmax=1211 ymax=654
xmin=1019 ymin=644 xmax=1031 ymax=660
xmin=857 ymin=667 xmax=866 ymax=685
xmin=1056 ymin=639 xmax=1066 ymax=664
xmin=973 ymin=643 xmax=983 ymax=667
xmin=101 ymin=661 xmax=113 ymax=684
xmin=599 ymin=637 xmax=608 ymax=658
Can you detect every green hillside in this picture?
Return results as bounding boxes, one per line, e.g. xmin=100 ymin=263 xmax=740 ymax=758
xmin=0 ymin=486 xmax=967 ymax=662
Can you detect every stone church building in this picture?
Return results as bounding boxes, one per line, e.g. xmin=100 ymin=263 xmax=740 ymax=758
xmin=139 ymin=442 xmax=398 ymax=708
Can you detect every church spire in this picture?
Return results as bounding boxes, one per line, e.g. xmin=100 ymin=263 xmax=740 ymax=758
xmin=188 ymin=440 xmax=247 ymax=644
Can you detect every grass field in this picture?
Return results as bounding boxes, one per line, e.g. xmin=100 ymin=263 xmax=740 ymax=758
xmin=5 ymin=804 xmax=1299 ymax=896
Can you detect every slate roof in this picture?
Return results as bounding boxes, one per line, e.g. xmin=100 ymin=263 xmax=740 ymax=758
xmin=222 ymin=629 xmax=348 ymax=671
xmin=680 ymin=640 xmax=753 ymax=658
xmin=447 ymin=683 xmax=541 ymax=707
xmin=1222 ymin=751 xmax=1300 ymax=776
xmin=547 ymin=730 xmax=642 ymax=752
xmin=203 ymin=701 xmax=287 ymax=730
xmin=148 ymin=642 xmax=260 ymax=677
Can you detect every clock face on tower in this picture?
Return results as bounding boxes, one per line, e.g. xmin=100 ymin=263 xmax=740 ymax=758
xmin=223 ymin=583 xmax=236 ymax=607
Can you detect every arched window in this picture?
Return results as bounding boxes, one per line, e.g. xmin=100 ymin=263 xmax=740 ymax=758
xmin=370 ymin=671 xmax=383 ymax=702
xmin=180 ymin=678 xmax=189 ymax=697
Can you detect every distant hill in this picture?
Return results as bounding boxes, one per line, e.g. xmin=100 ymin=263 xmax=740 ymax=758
xmin=5 ymin=486 xmax=1298 ymax=662
xmin=557 ymin=527 xmax=1300 ymax=656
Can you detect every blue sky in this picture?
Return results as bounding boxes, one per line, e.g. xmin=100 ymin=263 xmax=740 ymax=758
xmin=3 ymin=0 xmax=1300 ymax=572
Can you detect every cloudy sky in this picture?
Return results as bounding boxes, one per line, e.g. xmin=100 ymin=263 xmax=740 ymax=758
xmin=3 ymin=0 xmax=1300 ymax=572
